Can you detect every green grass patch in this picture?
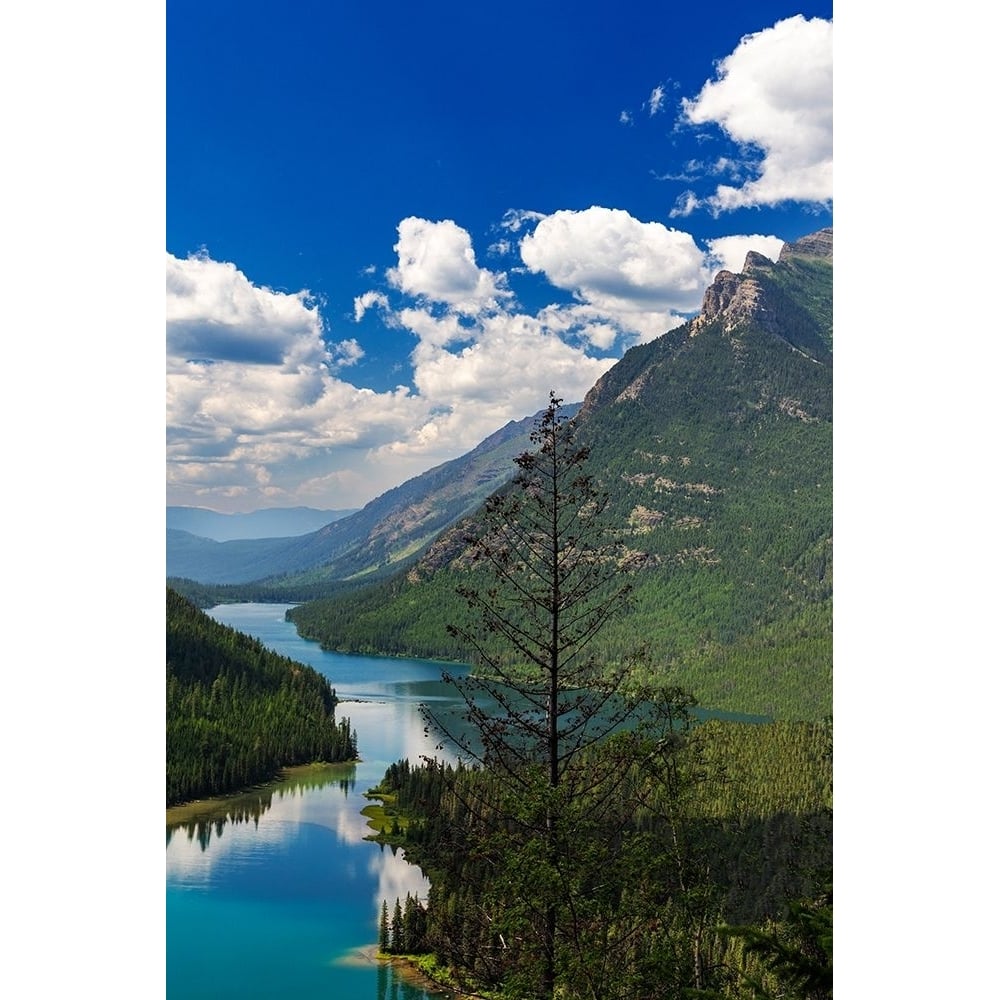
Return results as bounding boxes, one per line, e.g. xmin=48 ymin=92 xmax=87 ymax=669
xmin=360 ymin=792 xmax=412 ymax=838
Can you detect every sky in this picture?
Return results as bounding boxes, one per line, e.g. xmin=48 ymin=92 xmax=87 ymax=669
xmin=167 ymin=0 xmax=833 ymax=513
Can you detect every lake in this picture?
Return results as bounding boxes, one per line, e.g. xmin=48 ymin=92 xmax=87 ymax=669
xmin=166 ymin=602 xmax=766 ymax=997
xmin=166 ymin=603 xmax=467 ymax=999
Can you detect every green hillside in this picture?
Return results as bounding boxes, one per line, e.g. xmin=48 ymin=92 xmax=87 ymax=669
xmin=166 ymin=588 xmax=356 ymax=805
xmin=288 ymin=235 xmax=832 ymax=720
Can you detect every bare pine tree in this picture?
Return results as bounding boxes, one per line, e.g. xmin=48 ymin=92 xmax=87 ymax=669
xmin=423 ymin=393 xmax=688 ymax=997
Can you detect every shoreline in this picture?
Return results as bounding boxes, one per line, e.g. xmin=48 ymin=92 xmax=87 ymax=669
xmin=347 ymin=945 xmax=488 ymax=999
xmin=166 ymin=761 xmax=360 ymax=823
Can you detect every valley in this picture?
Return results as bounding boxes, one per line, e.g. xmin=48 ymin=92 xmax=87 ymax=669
xmin=167 ymin=231 xmax=833 ymax=999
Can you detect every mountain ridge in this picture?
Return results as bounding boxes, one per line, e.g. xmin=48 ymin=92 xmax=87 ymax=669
xmin=286 ymin=230 xmax=833 ymax=720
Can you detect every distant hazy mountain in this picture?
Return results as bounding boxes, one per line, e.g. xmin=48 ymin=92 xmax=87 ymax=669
xmin=167 ymin=529 xmax=311 ymax=584
xmin=167 ymin=505 xmax=356 ymax=541
xmin=166 ymin=409 xmax=565 ymax=586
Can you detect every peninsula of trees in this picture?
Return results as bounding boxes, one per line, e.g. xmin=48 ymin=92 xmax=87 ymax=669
xmin=166 ymin=588 xmax=356 ymax=806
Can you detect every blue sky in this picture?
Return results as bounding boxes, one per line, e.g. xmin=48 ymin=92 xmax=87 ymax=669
xmin=167 ymin=1 xmax=833 ymax=512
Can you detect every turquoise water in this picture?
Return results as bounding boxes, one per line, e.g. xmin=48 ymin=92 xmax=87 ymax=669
xmin=167 ymin=603 xmax=465 ymax=999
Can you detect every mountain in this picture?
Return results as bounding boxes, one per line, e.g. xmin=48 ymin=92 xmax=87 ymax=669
xmin=287 ymin=230 xmax=833 ymax=721
xmin=166 ymin=505 xmax=356 ymax=541
xmin=167 ymin=409 xmax=562 ymax=587
xmin=166 ymin=529 xmax=310 ymax=585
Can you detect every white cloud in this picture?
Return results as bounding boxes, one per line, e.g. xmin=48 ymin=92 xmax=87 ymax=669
xmin=167 ymin=252 xmax=434 ymax=507
xmin=498 ymin=208 xmax=547 ymax=233
xmin=330 ymin=338 xmax=364 ymax=367
xmin=519 ymin=207 xmax=708 ymax=338
xmin=678 ymin=15 xmax=832 ymax=214
xmin=670 ymin=191 xmax=701 ymax=217
xmin=389 ymin=308 xmax=619 ymax=456
xmin=397 ymin=307 xmax=471 ymax=349
xmin=537 ymin=304 xmax=620 ymax=350
xmin=166 ymin=251 xmax=328 ymax=369
xmin=167 ymin=242 xmax=616 ymax=510
xmin=619 ymin=110 xmax=633 ymax=126
xmin=648 ymin=84 xmax=666 ymax=116
xmin=704 ymin=234 xmax=785 ymax=277
xmin=353 ymin=290 xmax=389 ymax=322
xmin=709 ymin=157 xmax=741 ymax=178
xmin=387 ymin=217 xmax=510 ymax=315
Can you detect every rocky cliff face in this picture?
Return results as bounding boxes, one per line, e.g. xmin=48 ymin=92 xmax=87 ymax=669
xmin=691 ymin=228 xmax=832 ymax=337
xmin=779 ymin=227 xmax=833 ymax=262
xmin=690 ymin=267 xmax=774 ymax=336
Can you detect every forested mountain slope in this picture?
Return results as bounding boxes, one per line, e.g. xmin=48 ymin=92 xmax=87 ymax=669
xmin=166 ymin=588 xmax=356 ymax=805
xmin=288 ymin=231 xmax=833 ymax=721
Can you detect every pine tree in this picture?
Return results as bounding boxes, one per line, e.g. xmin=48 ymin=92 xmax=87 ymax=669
xmin=425 ymin=393 xmax=694 ymax=997
xmin=391 ymin=898 xmax=404 ymax=954
xmin=378 ymin=898 xmax=390 ymax=954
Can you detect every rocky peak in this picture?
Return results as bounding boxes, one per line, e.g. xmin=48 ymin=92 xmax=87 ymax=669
xmin=690 ymin=268 xmax=772 ymax=337
xmin=580 ymin=228 xmax=832 ymax=416
xmin=743 ymin=250 xmax=776 ymax=272
xmin=691 ymin=229 xmax=831 ymax=336
xmin=779 ymin=227 xmax=833 ymax=262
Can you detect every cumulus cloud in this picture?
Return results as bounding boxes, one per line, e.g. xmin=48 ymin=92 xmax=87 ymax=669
xmin=167 ymin=240 xmax=614 ymax=510
xmin=166 ymin=252 xmax=328 ymax=369
xmin=619 ymin=110 xmax=633 ymax=126
xmin=397 ymin=308 xmax=473 ymax=349
xmin=647 ymin=84 xmax=666 ymax=116
xmin=536 ymin=304 xmax=620 ymax=350
xmin=167 ymin=252 xmax=433 ymax=507
xmin=519 ymin=207 xmax=708 ymax=339
xmin=704 ymin=234 xmax=785 ymax=277
xmin=676 ymin=15 xmax=832 ymax=214
xmin=387 ymin=217 xmax=511 ymax=315
xmin=386 ymin=308 xmax=618 ymax=456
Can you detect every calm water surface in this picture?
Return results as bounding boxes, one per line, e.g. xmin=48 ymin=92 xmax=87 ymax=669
xmin=166 ymin=603 xmax=469 ymax=999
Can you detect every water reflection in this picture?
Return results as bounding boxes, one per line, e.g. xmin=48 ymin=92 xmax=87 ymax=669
xmin=370 ymin=959 xmax=459 ymax=1000
xmin=167 ymin=606 xmax=457 ymax=998
xmin=166 ymin=763 xmax=355 ymax=851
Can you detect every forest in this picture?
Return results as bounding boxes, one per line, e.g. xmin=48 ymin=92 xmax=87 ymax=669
xmin=369 ymin=717 xmax=832 ymax=999
xmin=166 ymin=587 xmax=357 ymax=806
xmin=360 ymin=397 xmax=832 ymax=999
